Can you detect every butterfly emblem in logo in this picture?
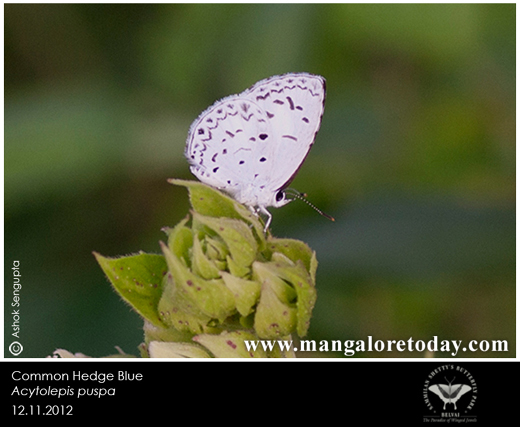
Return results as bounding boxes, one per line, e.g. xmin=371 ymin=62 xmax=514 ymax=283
xmin=428 ymin=377 xmax=472 ymax=410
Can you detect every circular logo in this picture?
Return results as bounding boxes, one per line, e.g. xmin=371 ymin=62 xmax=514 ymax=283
xmin=423 ymin=364 xmax=477 ymax=421
xmin=9 ymin=341 xmax=23 ymax=356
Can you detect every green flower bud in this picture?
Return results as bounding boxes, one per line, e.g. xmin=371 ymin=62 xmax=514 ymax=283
xmin=95 ymin=179 xmax=318 ymax=358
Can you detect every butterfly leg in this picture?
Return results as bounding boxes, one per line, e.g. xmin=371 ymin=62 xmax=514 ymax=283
xmin=257 ymin=205 xmax=272 ymax=232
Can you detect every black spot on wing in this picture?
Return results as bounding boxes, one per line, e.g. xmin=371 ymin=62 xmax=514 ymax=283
xmin=256 ymin=92 xmax=270 ymax=101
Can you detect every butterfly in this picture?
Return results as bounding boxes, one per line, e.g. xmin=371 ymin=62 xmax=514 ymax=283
xmin=429 ymin=378 xmax=472 ymax=410
xmin=185 ymin=72 xmax=330 ymax=230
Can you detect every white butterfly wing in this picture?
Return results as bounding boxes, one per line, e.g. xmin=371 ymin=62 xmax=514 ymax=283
xmin=450 ymin=384 xmax=471 ymax=404
xmin=429 ymin=385 xmax=450 ymax=404
xmin=242 ymin=73 xmax=326 ymax=191
xmin=185 ymin=98 xmax=274 ymax=201
xmin=185 ymin=73 xmax=326 ymax=209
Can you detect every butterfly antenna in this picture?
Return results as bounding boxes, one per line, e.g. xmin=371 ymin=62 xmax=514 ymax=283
xmin=285 ymin=189 xmax=335 ymax=222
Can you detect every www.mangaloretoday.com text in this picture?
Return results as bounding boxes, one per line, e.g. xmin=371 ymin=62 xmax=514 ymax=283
xmin=244 ymin=336 xmax=508 ymax=356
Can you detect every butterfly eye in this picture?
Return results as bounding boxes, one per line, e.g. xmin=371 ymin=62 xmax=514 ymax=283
xmin=275 ymin=191 xmax=285 ymax=202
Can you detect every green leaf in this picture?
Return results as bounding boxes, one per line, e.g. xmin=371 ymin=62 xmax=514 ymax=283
xmin=157 ymin=271 xmax=212 ymax=334
xmin=191 ymin=236 xmax=222 ymax=279
xmin=169 ymin=178 xmax=266 ymax=248
xmin=259 ymin=259 xmax=317 ymax=337
xmin=165 ymin=216 xmax=193 ymax=265
xmin=309 ymin=251 xmax=318 ymax=285
xmin=94 ymin=252 xmax=167 ymax=327
xmin=266 ymin=237 xmax=315 ymax=273
xmin=158 ymin=253 xmax=241 ymax=336
xmin=161 ymin=241 xmax=236 ymax=322
xmin=221 ymin=272 xmax=261 ymax=317
xmin=226 ymin=254 xmax=250 ymax=278
xmin=253 ymin=261 xmax=297 ymax=304
xmin=143 ymin=320 xmax=195 ymax=345
xmin=252 ymin=261 xmax=298 ymax=339
xmin=169 ymin=178 xmax=239 ymax=218
xmin=193 ymin=212 xmax=258 ymax=271
xmin=204 ymin=235 xmax=229 ymax=262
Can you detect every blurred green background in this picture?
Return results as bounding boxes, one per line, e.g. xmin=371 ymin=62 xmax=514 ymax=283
xmin=4 ymin=4 xmax=515 ymax=358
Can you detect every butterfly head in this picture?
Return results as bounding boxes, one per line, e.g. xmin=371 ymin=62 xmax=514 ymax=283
xmin=271 ymin=190 xmax=292 ymax=208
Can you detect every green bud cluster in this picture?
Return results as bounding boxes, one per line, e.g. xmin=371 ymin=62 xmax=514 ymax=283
xmin=94 ymin=179 xmax=318 ymax=358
